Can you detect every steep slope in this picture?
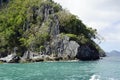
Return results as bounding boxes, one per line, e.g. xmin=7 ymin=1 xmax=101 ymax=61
xmin=0 ymin=0 xmax=105 ymax=62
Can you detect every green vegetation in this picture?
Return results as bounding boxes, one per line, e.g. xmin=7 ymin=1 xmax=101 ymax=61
xmin=0 ymin=0 xmax=60 ymax=53
xmin=56 ymin=10 xmax=97 ymax=38
xmin=0 ymin=0 xmax=102 ymax=55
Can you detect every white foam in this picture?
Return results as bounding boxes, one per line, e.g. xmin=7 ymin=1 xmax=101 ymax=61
xmin=109 ymin=78 xmax=116 ymax=80
xmin=89 ymin=75 xmax=100 ymax=80
xmin=109 ymin=78 xmax=114 ymax=80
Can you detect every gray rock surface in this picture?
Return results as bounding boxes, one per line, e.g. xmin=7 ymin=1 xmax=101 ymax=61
xmin=46 ymin=35 xmax=80 ymax=59
xmin=0 ymin=1 xmax=103 ymax=62
xmin=21 ymin=35 xmax=80 ymax=61
xmin=76 ymin=44 xmax=100 ymax=60
xmin=0 ymin=54 xmax=20 ymax=63
xmin=21 ymin=3 xmax=101 ymax=61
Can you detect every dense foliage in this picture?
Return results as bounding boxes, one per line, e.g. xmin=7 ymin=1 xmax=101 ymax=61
xmin=0 ymin=0 xmax=101 ymax=55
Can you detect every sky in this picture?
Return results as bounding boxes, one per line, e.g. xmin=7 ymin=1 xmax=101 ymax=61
xmin=53 ymin=0 xmax=120 ymax=52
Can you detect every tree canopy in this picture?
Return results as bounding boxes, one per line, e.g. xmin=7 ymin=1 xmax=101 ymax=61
xmin=0 ymin=0 xmax=101 ymax=55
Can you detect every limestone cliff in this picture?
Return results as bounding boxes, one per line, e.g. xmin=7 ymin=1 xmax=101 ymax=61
xmin=0 ymin=0 xmax=105 ymax=62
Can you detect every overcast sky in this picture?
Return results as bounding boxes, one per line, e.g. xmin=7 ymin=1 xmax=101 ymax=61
xmin=53 ymin=0 xmax=120 ymax=52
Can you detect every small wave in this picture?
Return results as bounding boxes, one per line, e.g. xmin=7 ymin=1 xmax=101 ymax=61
xmin=108 ymin=78 xmax=117 ymax=80
xmin=109 ymin=78 xmax=114 ymax=80
xmin=89 ymin=75 xmax=118 ymax=80
xmin=89 ymin=75 xmax=100 ymax=80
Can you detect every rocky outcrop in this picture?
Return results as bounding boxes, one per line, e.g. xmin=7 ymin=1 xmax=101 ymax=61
xmin=0 ymin=54 xmax=20 ymax=63
xmin=44 ymin=35 xmax=80 ymax=59
xmin=19 ymin=35 xmax=80 ymax=62
xmin=76 ymin=45 xmax=100 ymax=60
xmin=0 ymin=0 xmax=105 ymax=63
xmin=19 ymin=34 xmax=100 ymax=62
xmin=20 ymin=2 xmax=102 ymax=61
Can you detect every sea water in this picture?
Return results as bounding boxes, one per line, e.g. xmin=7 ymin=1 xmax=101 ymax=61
xmin=0 ymin=55 xmax=120 ymax=80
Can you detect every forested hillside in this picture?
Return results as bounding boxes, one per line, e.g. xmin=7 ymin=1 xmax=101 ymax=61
xmin=0 ymin=0 xmax=105 ymax=62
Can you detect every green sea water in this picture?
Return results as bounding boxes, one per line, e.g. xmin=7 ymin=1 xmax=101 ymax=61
xmin=0 ymin=56 xmax=120 ymax=80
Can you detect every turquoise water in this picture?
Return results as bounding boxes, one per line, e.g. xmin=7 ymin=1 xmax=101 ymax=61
xmin=0 ymin=56 xmax=120 ymax=80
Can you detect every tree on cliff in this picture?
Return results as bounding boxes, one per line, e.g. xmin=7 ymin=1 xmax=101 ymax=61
xmin=0 ymin=0 xmax=105 ymax=59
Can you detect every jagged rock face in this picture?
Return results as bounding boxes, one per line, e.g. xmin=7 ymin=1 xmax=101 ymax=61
xmin=21 ymin=3 xmax=100 ymax=61
xmin=64 ymin=40 xmax=80 ymax=59
xmin=0 ymin=1 xmax=102 ymax=62
xmin=76 ymin=45 xmax=100 ymax=60
xmin=45 ymin=34 xmax=100 ymax=60
xmin=22 ymin=51 xmax=39 ymax=59
xmin=45 ymin=35 xmax=80 ymax=59
xmin=21 ymin=35 xmax=100 ymax=61
xmin=21 ymin=35 xmax=80 ymax=60
xmin=39 ymin=4 xmax=100 ymax=60
xmin=20 ymin=51 xmax=42 ymax=62
xmin=35 ymin=4 xmax=80 ymax=59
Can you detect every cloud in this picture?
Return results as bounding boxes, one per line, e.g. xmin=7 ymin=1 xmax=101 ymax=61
xmin=54 ymin=0 xmax=120 ymax=29
xmin=53 ymin=0 xmax=120 ymax=51
xmin=101 ymin=22 xmax=120 ymax=42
